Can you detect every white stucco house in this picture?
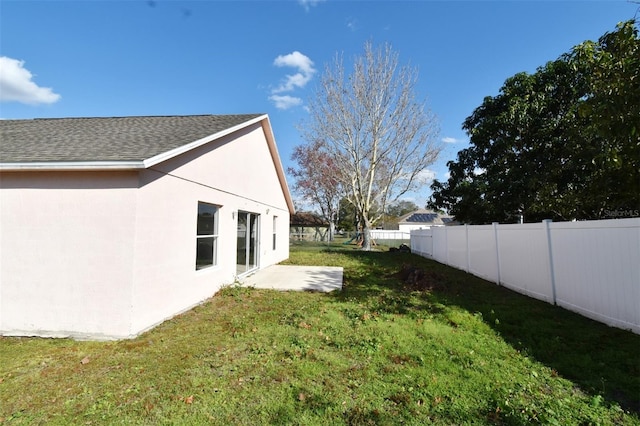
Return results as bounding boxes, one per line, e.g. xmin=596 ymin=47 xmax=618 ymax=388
xmin=0 ymin=114 xmax=294 ymax=340
xmin=397 ymin=209 xmax=456 ymax=232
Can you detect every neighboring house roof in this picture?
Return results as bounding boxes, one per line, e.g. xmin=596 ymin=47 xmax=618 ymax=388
xmin=290 ymin=212 xmax=329 ymax=227
xmin=398 ymin=209 xmax=455 ymax=226
xmin=0 ymin=114 xmax=295 ymax=213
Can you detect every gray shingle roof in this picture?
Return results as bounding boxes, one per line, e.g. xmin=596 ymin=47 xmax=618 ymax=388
xmin=290 ymin=212 xmax=330 ymax=227
xmin=398 ymin=209 xmax=454 ymax=225
xmin=406 ymin=213 xmax=438 ymax=223
xmin=0 ymin=114 xmax=263 ymax=164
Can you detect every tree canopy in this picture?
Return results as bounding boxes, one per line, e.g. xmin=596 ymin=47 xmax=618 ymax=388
xmin=386 ymin=200 xmax=420 ymax=218
xmin=288 ymin=139 xmax=343 ymax=240
xmin=429 ymin=20 xmax=640 ymax=224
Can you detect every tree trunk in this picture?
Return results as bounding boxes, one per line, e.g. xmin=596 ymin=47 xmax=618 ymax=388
xmin=361 ymin=216 xmax=373 ymax=251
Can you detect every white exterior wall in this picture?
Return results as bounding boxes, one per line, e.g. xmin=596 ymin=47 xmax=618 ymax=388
xmin=0 ymin=171 xmax=139 ymax=339
xmin=130 ymin=122 xmax=290 ymax=335
xmin=0 ymin=121 xmax=291 ymax=340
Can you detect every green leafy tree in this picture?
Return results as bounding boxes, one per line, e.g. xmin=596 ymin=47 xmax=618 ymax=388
xmin=429 ymin=20 xmax=639 ymax=224
xmin=386 ymin=200 xmax=419 ymax=218
xmin=382 ymin=200 xmax=419 ymax=229
xmin=571 ymin=20 xmax=640 ymax=216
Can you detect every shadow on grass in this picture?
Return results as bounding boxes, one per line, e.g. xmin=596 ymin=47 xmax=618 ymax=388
xmin=316 ymin=247 xmax=640 ymax=415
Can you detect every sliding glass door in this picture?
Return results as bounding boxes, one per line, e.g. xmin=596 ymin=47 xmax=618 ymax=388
xmin=236 ymin=211 xmax=259 ymax=275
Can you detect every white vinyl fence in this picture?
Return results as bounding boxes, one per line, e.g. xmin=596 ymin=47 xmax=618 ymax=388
xmin=411 ymin=218 xmax=640 ymax=334
xmin=370 ymin=230 xmax=411 ymax=241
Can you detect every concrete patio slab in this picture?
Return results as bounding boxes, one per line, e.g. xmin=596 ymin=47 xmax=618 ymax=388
xmin=239 ymin=265 xmax=343 ymax=293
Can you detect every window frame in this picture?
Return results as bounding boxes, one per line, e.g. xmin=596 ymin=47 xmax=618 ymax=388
xmin=272 ymin=215 xmax=278 ymax=250
xmin=196 ymin=201 xmax=219 ymax=270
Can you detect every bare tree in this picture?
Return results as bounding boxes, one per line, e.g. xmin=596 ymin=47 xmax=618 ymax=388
xmin=300 ymin=42 xmax=441 ymax=250
xmin=288 ymin=139 xmax=343 ymax=240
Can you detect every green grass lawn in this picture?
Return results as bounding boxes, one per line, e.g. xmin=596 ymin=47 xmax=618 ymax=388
xmin=1 ymin=242 xmax=638 ymax=425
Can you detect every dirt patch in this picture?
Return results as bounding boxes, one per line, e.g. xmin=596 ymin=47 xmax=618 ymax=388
xmin=393 ymin=263 xmax=446 ymax=292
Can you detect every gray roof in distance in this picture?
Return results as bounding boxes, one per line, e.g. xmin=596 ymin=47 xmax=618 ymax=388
xmin=398 ymin=209 xmax=454 ymax=225
xmin=0 ymin=114 xmax=263 ymax=164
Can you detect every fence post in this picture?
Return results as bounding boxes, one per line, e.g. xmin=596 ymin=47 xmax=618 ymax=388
xmin=465 ymin=224 xmax=470 ymax=273
xmin=428 ymin=229 xmax=433 ymax=258
xmin=444 ymin=225 xmax=449 ymax=266
xmin=543 ymin=219 xmax=557 ymax=305
xmin=493 ymin=222 xmax=501 ymax=286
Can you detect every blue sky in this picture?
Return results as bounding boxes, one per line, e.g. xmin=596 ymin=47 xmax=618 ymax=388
xmin=1 ymin=0 xmax=637 ymax=207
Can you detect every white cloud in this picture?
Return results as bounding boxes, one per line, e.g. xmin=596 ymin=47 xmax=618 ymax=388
xmin=269 ymin=95 xmax=303 ymax=110
xmin=269 ymin=51 xmax=315 ymax=109
xmin=273 ymin=51 xmax=315 ymax=75
xmin=442 ymin=137 xmax=459 ymax=144
xmin=272 ymin=51 xmax=316 ymax=93
xmin=473 ymin=167 xmax=485 ymax=176
xmin=0 ymin=56 xmax=61 ymax=105
xmin=298 ymin=0 xmax=325 ymax=12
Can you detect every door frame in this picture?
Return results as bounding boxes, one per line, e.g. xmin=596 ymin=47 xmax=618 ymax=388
xmin=236 ymin=210 xmax=260 ymax=277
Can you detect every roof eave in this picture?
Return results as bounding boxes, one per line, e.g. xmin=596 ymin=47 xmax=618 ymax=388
xmin=259 ymin=116 xmax=296 ymax=215
xmin=0 ymin=161 xmax=145 ymax=171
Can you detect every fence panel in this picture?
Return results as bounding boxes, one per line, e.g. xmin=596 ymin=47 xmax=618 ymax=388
xmin=550 ymin=219 xmax=640 ymax=332
xmin=410 ymin=229 xmax=432 ymax=257
xmin=496 ymin=222 xmax=553 ymax=303
xmin=371 ymin=230 xmax=410 ymax=248
xmin=370 ymin=230 xmax=410 ymax=240
xmin=446 ymin=226 xmax=468 ymax=271
xmin=432 ymin=227 xmax=448 ymax=264
xmin=468 ymin=224 xmax=499 ymax=284
xmin=410 ymin=218 xmax=639 ymax=334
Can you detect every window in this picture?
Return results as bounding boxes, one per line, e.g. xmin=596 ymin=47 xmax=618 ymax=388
xmin=196 ymin=202 xmax=218 ymax=270
xmin=272 ymin=216 xmax=278 ymax=250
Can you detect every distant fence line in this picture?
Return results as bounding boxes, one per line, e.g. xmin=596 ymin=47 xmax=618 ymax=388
xmin=289 ymin=229 xmax=411 ymax=246
xmin=370 ymin=230 xmax=411 ymax=247
xmin=410 ymin=218 xmax=640 ymax=334
xmin=370 ymin=230 xmax=411 ymax=241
